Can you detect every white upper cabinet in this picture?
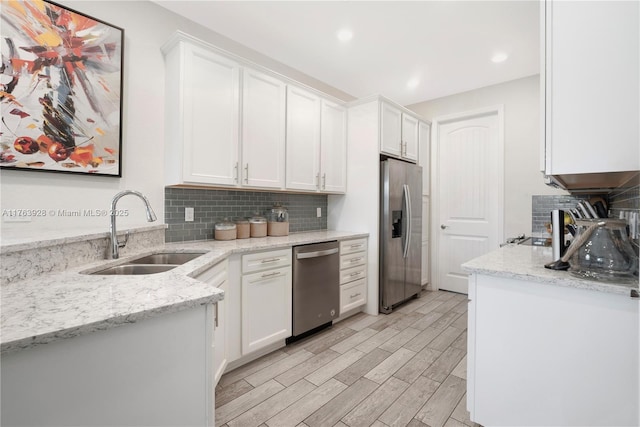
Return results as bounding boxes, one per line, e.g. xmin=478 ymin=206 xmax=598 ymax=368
xmin=242 ymin=68 xmax=286 ymax=189
xmin=542 ymin=1 xmax=639 ymax=184
xmin=286 ymin=87 xmax=347 ymax=193
xmin=163 ymin=37 xmax=240 ymax=186
xmin=320 ymin=100 xmax=347 ymax=193
xmin=402 ymin=114 xmax=419 ymax=162
xmin=380 ymin=100 xmax=419 ymax=163
xmin=163 ymin=32 xmax=347 ymax=192
xmin=380 ymin=102 xmax=403 ymax=158
xmin=286 ymin=86 xmax=321 ymax=191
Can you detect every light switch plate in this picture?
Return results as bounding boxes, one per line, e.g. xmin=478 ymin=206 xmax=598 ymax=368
xmin=185 ymin=207 xmax=194 ymax=222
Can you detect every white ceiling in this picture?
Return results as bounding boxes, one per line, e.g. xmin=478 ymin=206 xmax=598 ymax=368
xmin=154 ymin=1 xmax=540 ymax=106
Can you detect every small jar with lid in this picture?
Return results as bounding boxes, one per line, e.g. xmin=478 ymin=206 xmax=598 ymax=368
xmin=234 ymin=217 xmax=250 ymax=239
xmin=267 ymin=203 xmax=289 ymax=236
xmin=214 ymin=218 xmax=237 ymax=241
xmin=248 ymin=213 xmax=267 ymax=238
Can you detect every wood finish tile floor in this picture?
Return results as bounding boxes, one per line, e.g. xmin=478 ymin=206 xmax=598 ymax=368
xmin=216 ymin=290 xmax=478 ymax=427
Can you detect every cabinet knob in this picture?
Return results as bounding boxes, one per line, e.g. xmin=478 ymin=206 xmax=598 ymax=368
xmin=441 ymin=224 xmax=448 ymax=230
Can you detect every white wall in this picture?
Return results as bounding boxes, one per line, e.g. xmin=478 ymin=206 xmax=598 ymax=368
xmin=406 ymin=75 xmax=567 ymax=237
xmin=0 ymin=0 xmax=353 ymax=238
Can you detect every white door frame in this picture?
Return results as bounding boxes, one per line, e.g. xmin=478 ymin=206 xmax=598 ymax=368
xmin=430 ymin=105 xmax=505 ymax=291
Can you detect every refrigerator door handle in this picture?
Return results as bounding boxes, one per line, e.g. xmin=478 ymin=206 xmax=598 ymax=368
xmin=403 ymin=184 xmax=411 ymax=258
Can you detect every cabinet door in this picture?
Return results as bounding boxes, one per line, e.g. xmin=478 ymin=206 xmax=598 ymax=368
xmin=286 ymin=86 xmax=321 ymax=191
xmin=402 ymin=114 xmax=419 ymax=162
xmin=340 ymin=278 xmax=367 ymax=314
xmin=213 ymin=281 xmax=227 ymax=386
xmin=469 ymin=274 xmax=639 ymax=426
xmin=418 ymin=121 xmax=431 ymax=196
xmin=241 ymin=266 xmax=292 ymax=354
xmin=320 ymin=99 xmax=347 ymax=193
xmin=242 ymin=68 xmax=286 ymax=189
xmin=196 ymin=260 xmax=228 ymax=386
xmin=380 ymin=102 xmax=402 ymax=158
xmin=544 ymin=1 xmax=639 ymax=175
xmin=183 ymin=44 xmax=240 ymax=185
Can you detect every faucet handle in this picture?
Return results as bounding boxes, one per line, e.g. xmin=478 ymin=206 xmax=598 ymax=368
xmin=117 ymin=231 xmax=130 ymax=249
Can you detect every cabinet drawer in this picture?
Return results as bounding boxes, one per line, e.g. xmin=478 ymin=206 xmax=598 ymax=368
xmin=340 ymin=278 xmax=366 ymax=314
xmin=340 ymin=238 xmax=367 ymax=255
xmin=195 ymin=259 xmax=228 ymax=287
xmin=340 ymin=264 xmax=367 ymax=285
xmin=242 ymin=249 xmax=291 ymax=274
xmin=340 ymin=251 xmax=366 ymax=270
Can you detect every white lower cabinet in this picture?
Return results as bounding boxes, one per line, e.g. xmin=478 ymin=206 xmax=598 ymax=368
xmin=241 ymin=249 xmax=292 ymax=355
xmin=468 ymin=273 xmax=639 ymax=427
xmin=339 ymin=238 xmax=368 ymax=314
xmin=340 ymin=278 xmax=367 ymax=314
xmin=195 ymin=260 xmax=228 ymax=386
xmin=1 ymin=306 xmax=214 ymax=427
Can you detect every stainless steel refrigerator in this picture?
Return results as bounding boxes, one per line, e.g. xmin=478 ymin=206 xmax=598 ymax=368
xmin=380 ymin=158 xmax=422 ymax=314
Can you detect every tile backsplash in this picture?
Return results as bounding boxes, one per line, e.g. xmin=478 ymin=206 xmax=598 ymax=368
xmin=165 ymin=187 xmax=328 ymax=242
xmin=531 ymin=194 xmax=597 ymax=237
xmin=532 ymin=183 xmax=639 ymax=251
xmin=608 ymin=183 xmax=640 ymax=251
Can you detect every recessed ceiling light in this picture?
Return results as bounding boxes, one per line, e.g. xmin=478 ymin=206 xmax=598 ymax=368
xmin=407 ymin=78 xmax=420 ymax=89
xmin=491 ymin=52 xmax=509 ymax=63
xmin=337 ymin=28 xmax=353 ymax=42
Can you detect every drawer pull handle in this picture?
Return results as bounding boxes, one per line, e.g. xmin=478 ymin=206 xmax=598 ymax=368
xmin=350 ymin=244 xmax=362 ymax=249
xmin=350 ymin=292 xmax=362 ymax=298
xmin=260 ymin=271 xmax=281 ymax=278
xmin=261 ymin=258 xmax=281 ymax=264
xmin=350 ymin=257 xmax=363 ymax=263
xmin=349 ymin=271 xmax=362 ymax=277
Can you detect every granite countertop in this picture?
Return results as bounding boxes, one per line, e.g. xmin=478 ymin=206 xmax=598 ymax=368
xmin=462 ymin=244 xmax=639 ymax=296
xmin=1 ymin=230 xmax=367 ymax=355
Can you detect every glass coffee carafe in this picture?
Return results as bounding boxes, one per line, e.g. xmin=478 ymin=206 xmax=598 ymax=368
xmin=568 ymin=219 xmax=638 ymax=283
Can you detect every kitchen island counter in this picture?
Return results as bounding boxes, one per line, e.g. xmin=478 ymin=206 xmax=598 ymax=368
xmin=462 ymin=244 xmax=639 ymax=296
xmin=463 ymin=244 xmax=639 ymax=427
xmin=1 ymin=230 xmax=367 ymax=354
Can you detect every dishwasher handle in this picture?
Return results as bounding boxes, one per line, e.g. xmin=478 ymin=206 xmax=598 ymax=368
xmin=296 ymin=248 xmax=339 ymax=259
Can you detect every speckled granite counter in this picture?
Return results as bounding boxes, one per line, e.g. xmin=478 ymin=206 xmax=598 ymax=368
xmin=462 ymin=244 xmax=639 ymax=296
xmin=1 ymin=230 xmax=367 ymax=354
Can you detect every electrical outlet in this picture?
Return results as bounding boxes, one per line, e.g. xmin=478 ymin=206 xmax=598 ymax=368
xmin=185 ymin=207 xmax=194 ymax=222
xmin=317 ymin=207 xmax=322 ymax=218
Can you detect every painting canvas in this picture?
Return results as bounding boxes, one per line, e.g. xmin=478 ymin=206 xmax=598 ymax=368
xmin=0 ymin=0 xmax=123 ymax=176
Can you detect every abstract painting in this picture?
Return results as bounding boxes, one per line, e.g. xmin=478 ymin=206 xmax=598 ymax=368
xmin=0 ymin=0 xmax=123 ymax=176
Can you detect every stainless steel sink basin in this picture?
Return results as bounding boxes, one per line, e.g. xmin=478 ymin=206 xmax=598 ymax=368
xmin=127 ymin=252 xmax=206 ymax=265
xmin=91 ymin=264 xmax=178 ymax=275
xmin=84 ymin=251 xmax=207 ymax=275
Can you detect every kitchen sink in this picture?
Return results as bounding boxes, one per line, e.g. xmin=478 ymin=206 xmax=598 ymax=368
xmin=85 ymin=252 xmax=207 ymax=275
xmin=127 ymin=252 xmax=206 ymax=265
xmin=91 ymin=264 xmax=178 ymax=275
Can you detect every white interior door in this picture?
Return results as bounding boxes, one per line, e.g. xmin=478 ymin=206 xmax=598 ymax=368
xmin=433 ymin=107 xmax=504 ymax=294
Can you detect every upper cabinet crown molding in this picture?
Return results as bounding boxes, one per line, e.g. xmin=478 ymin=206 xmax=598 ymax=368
xmin=541 ymin=0 xmax=639 ymax=190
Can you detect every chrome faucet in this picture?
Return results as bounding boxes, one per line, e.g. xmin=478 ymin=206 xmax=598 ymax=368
xmin=110 ymin=190 xmax=157 ymax=259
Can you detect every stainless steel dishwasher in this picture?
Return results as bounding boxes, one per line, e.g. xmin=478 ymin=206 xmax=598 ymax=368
xmin=289 ymin=241 xmax=340 ymax=341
